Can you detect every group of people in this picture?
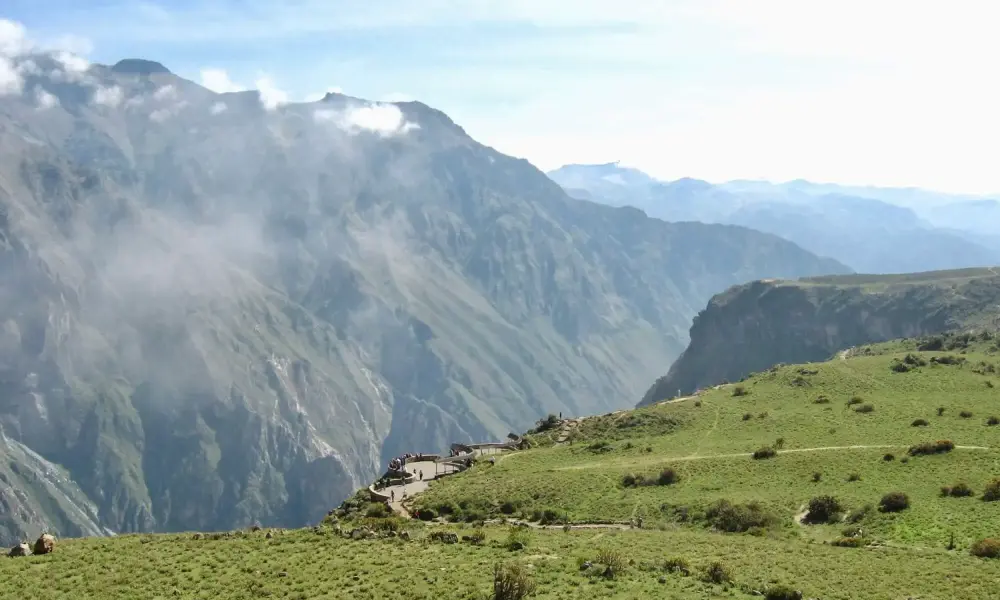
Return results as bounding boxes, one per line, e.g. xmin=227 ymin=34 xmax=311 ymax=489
xmin=387 ymin=452 xmax=420 ymax=472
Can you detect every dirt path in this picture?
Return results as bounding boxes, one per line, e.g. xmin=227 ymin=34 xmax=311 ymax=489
xmin=553 ymin=443 xmax=993 ymax=471
xmin=555 ymin=418 xmax=583 ymax=444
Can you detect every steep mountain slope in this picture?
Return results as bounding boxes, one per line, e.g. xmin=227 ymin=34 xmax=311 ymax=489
xmin=549 ymin=164 xmax=1000 ymax=274
xmin=640 ymin=268 xmax=1000 ymax=405
xmin=0 ymin=51 xmax=848 ymax=543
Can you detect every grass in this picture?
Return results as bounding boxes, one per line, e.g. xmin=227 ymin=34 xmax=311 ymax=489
xmin=415 ymin=336 xmax=1000 ymax=551
xmin=7 ymin=334 xmax=1000 ymax=598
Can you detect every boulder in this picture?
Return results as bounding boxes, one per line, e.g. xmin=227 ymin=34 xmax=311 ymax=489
xmin=8 ymin=543 xmax=30 ymax=557
xmin=33 ymin=534 xmax=55 ymax=555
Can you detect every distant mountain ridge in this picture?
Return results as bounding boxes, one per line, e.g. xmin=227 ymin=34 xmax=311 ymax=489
xmin=0 ymin=51 xmax=848 ymax=543
xmin=548 ymin=163 xmax=1000 ymax=274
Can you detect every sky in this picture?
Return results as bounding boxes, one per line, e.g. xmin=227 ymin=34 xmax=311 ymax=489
xmin=3 ymin=0 xmax=1000 ymax=194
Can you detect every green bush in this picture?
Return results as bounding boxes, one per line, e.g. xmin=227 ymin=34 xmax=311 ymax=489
xmin=937 ymin=407 xmax=946 ymax=416
xmin=705 ymin=499 xmax=777 ymax=532
xmin=847 ymin=473 xmax=861 ymax=482
xmin=702 ymin=561 xmax=732 ymax=584
xmin=970 ymin=538 xmax=1000 ymax=559
xmin=364 ymin=503 xmax=392 ymax=518
xmin=987 ymin=416 xmax=1000 ymax=426
xmin=854 ymin=404 xmax=874 ymax=413
xmin=879 ymin=492 xmax=910 ymax=513
xmin=847 ymin=396 xmax=863 ymax=406
xmin=804 ymin=496 xmax=843 ymax=524
xmin=948 ymin=482 xmax=974 ymax=497
xmin=752 ymin=446 xmax=778 ymax=460
xmin=414 ymin=508 xmax=437 ymax=521
xmin=960 ymin=410 xmax=974 ymax=419
xmin=814 ymin=395 xmax=831 ymax=404
xmin=811 ymin=472 xmax=822 ymax=482
xmin=732 ymin=385 xmax=749 ymax=397
xmin=663 ymin=557 xmax=690 ymax=575
xmin=882 ymin=453 xmax=895 ymax=462
xmin=982 ymin=479 xmax=1000 ymax=502
xmin=657 ymin=468 xmax=679 ymax=486
xmin=846 ymin=504 xmax=872 ymax=523
xmin=595 ymin=548 xmax=627 ymax=577
xmin=832 ymin=537 xmax=866 ymax=548
xmin=911 ymin=418 xmax=929 ymax=427
xmin=742 ymin=413 xmax=753 ymax=421
xmin=764 ymin=584 xmax=804 ymax=600
xmin=490 ymin=562 xmax=536 ymax=600
xmin=908 ymin=440 xmax=955 ymax=456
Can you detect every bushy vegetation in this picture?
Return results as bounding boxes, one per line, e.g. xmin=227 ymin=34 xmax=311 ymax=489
xmin=490 ymin=562 xmax=536 ymax=600
xmin=879 ymin=492 xmax=910 ymax=513
xmin=752 ymin=446 xmax=778 ymax=459
xmin=970 ymin=538 xmax=1000 ymax=559
xmin=982 ymin=479 xmax=1000 ymax=502
xmin=804 ymin=496 xmax=843 ymax=524
xmin=705 ymin=499 xmax=777 ymax=533
xmin=908 ymin=440 xmax=955 ymax=456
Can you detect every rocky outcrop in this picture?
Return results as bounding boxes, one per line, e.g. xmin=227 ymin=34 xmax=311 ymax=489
xmin=640 ymin=270 xmax=1000 ymax=405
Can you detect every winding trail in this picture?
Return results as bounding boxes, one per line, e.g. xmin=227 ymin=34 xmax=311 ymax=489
xmin=553 ymin=443 xmax=992 ymax=471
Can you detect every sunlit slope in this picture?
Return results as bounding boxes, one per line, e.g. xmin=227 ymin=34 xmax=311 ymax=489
xmin=416 ymin=333 xmax=1000 ymax=547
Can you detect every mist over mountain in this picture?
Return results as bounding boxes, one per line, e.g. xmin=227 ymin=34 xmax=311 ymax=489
xmin=0 ymin=48 xmax=849 ymax=543
xmin=549 ymin=164 xmax=1000 ymax=274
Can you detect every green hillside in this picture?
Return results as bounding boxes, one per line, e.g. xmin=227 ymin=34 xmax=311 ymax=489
xmin=5 ymin=331 xmax=1000 ymax=599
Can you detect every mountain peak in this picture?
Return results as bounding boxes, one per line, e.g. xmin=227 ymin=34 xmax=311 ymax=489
xmin=111 ymin=59 xmax=172 ymax=75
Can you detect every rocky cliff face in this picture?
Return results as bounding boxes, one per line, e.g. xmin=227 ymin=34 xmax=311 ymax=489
xmin=0 ymin=50 xmax=849 ymax=543
xmin=640 ymin=269 xmax=1000 ymax=405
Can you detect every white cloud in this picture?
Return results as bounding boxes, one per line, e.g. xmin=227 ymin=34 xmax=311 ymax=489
xmin=53 ymin=51 xmax=90 ymax=75
xmin=0 ymin=18 xmax=29 ymax=56
xmin=304 ymin=86 xmax=343 ymax=102
xmin=0 ymin=57 xmax=22 ymax=95
xmin=153 ymin=84 xmax=177 ymax=101
xmin=35 ymin=86 xmax=59 ymax=109
xmin=150 ymin=108 xmax=172 ymax=122
xmin=255 ymin=76 xmax=288 ymax=110
xmin=200 ymin=67 xmax=244 ymax=93
xmin=210 ymin=101 xmax=228 ymax=114
xmin=314 ymin=103 xmax=418 ymax=137
xmin=92 ymin=85 xmax=124 ymax=108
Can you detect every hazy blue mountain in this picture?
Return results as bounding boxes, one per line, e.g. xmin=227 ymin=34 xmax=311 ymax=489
xmin=549 ymin=164 xmax=1000 ymax=274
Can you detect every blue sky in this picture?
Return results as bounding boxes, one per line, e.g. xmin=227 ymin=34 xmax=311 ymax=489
xmin=4 ymin=0 xmax=1000 ymax=193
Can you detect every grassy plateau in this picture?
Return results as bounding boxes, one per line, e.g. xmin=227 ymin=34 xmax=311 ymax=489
xmin=3 ymin=331 xmax=1000 ymax=599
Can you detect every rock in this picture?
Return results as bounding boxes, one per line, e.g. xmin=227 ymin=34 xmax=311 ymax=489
xmin=579 ymin=561 xmax=592 ymax=571
xmin=250 ymin=523 xmax=262 ymax=532
xmin=33 ymin=534 xmax=55 ymax=555
xmin=509 ymin=541 xmax=524 ymax=550
xmin=8 ymin=543 xmax=30 ymax=557
xmin=399 ymin=531 xmax=410 ymax=541
xmin=349 ymin=528 xmax=373 ymax=540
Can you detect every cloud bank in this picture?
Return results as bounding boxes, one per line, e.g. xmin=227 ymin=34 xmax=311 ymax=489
xmin=314 ymin=103 xmax=419 ymax=137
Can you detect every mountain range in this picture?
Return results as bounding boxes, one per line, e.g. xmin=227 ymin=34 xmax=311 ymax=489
xmin=548 ymin=163 xmax=1000 ymax=274
xmin=0 ymin=51 xmax=849 ymax=543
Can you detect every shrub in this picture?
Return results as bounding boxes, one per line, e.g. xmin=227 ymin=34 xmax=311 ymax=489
xmin=742 ymin=413 xmax=753 ymax=421
xmin=814 ymin=395 xmax=831 ymax=404
xmin=812 ymin=472 xmax=822 ymax=482
xmin=918 ymin=336 xmax=945 ymax=351
xmin=904 ymin=353 xmax=927 ymax=366
xmin=663 ymin=557 xmax=690 ymax=575
xmin=468 ymin=530 xmax=486 ymax=545
xmin=911 ymin=418 xmax=929 ymax=427
xmin=882 ymin=453 xmax=895 ymax=462
xmin=499 ymin=501 xmax=517 ymax=515
xmin=490 ymin=562 xmax=536 ymax=600
xmin=854 ymin=404 xmax=874 ymax=414
xmin=908 ymin=440 xmax=954 ymax=456
xmin=732 ymin=385 xmax=749 ymax=397
xmin=832 ymin=537 xmax=866 ymax=548
xmin=890 ymin=361 xmax=911 ymax=373
xmin=774 ymin=437 xmax=786 ymax=449
xmin=847 ymin=396 xmax=864 ymax=406
xmin=595 ymin=548 xmax=627 ymax=576
xmin=504 ymin=527 xmax=531 ymax=551
xmin=988 ymin=416 xmax=1000 ymax=426
xmin=533 ymin=414 xmax=560 ymax=433
xmin=365 ymin=503 xmax=391 ymax=518
xmin=752 ymin=446 xmax=778 ymax=460
xmin=758 ymin=411 xmax=769 ymax=419
xmin=847 ymin=473 xmax=861 ymax=482
xmin=948 ymin=482 xmax=974 ymax=497
xmin=702 ymin=561 xmax=732 ymax=585
xmin=982 ymin=479 xmax=1000 ymax=502
xmin=587 ymin=440 xmax=613 ymax=453
xmin=804 ymin=495 xmax=843 ymax=524
xmin=846 ymin=504 xmax=872 ymax=523
xmin=657 ymin=468 xmax=679 ymax=486
xmin=694 ymin=400 xmax=702 ymax=407
xmin=415 ymin=508 xmax=437 ymax=521
xmin=879 ymin=492 xmax=910 ymax=513
xmin=705 ymin=499 xmax=777 ymax=532
xmin=622 ymin=473 xmax=640 ymax=488
xmin=537 ymin=509 xmax=566 ymax=525
xmin=971 ymin=538 xmax=1000 ymax=559
xmin=937 ymin=407 xmax=946 ymax=416
xmin=764 ymin=584 xmax=804 ymax=600
xmin=960 ymin=410 xmax=973 ymax=419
